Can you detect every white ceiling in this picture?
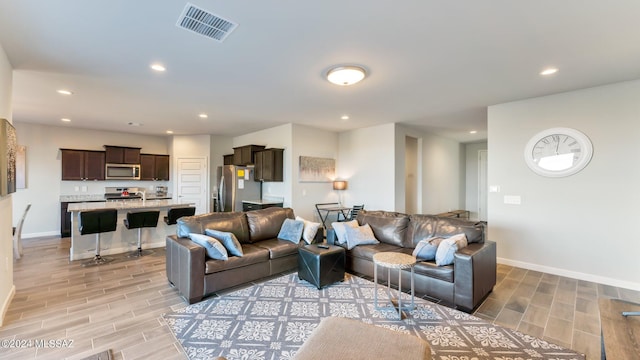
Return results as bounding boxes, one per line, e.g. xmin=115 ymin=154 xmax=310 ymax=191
xmin=1 ymin=1 xmax=639 ymax=143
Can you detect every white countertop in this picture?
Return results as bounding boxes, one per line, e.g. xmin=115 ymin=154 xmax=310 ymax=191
xmin=61 ymin=194 xmax=172 ymax=202
xmin=67 ymin=199 xmax=194 ymax=212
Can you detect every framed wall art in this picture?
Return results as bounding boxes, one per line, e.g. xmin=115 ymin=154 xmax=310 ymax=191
xmin=0 ymin=118 xmax=17 ymax=196
xmin=299 ymin=156 xmax=335 ymax=182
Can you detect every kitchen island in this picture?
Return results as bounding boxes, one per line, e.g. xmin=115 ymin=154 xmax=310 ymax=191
xmin=67 ymin=199 xmax=195 ymax=261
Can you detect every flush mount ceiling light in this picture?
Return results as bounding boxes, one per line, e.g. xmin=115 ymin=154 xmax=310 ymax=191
xmin=326 ymin=65 xmax=366 ymax=86
xmin=61 ymin=118 xmax=71 ymax=122
xmin=57 ymin=89 xmax=73 ymax=95
xmin=151 ymin=63 xmax=166 ymax=72
xmin=198 ymin=113 xmax=208 ymax=119
xmin=341 ymin=115 xmax=350 ymax=120
xmin=540 ymin=67 xmax=558 ymax=76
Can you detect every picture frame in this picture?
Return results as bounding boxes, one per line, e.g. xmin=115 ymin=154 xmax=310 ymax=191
xmin=0 ymin=118 xmax=17 ymax=196
xmin=299 ymin=156 xmax=335 ymax=182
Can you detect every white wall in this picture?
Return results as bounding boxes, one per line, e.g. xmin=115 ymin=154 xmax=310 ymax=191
xmin=488 ymin=80 xmax=640 ymax=290
xmin=11 ymin=122 xmax=171 ymax=237
xmin=291 ymin=124 xmax=339 ymax=221
xmin=0 ymin=42 xmax=14 ymax=327
xmin=338 ymin=123 xmax=396 ymax=211
xmin=465 ymin=141 xmax=488 ymax=220
xmin=233 ymin=124 xmax=293 ymax=207
xmin=420 ymin=131 xmax=463 ymax=215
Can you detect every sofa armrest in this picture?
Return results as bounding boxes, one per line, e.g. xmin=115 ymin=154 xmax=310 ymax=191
xmin=326 ymin=228 xmax=337 ymax=245
xmin=453 ymin=240 xmax=497 ymax=311
xmin=166 ymin=235 xmax=206 ymax=304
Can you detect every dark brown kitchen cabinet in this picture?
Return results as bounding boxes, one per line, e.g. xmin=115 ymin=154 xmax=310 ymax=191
xmin=61 ymin=149 xmax=105 ymax=180
xmin=254 ymin=148 xmax=284 ymax=182
xmin=140 ymin=154 xmax=170 ymax=180
xmin=104 ymin=145 xmax=141 ymax=164
xmin=233 ymin=145 xmax=265 ymax=165
xmin=223 ymin=154 xmax=234 ymax=165
xmin=61 ymin=202 xmax=71 ymax=237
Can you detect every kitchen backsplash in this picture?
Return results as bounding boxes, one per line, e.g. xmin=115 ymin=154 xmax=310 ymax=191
xmin=60 ymin=180 xmax=170 ymax=196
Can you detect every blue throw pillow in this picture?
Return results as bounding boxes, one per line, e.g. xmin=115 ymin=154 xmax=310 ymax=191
xmin=188 ymin=233 xmax=229 ymax=260
xmin=435 ymin=233 xmax=468 ymax=266
xmin=345 ymin=224 xmax=379 ymax=250
xmin=277 ymin=218 xmax=305 ymax=244
xmin=412 ymin=237 xmax=445 ymax=261
xmin=205 ymin=229 xmax=244 ymax=257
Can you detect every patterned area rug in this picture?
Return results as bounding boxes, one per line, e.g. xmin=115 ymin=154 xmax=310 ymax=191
xmin=163 ymin=273 xmax=585 ymax=360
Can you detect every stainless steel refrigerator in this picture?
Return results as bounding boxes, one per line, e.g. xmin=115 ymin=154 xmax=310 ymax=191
xmin=217 ymin=165 xmax=261 ymax=212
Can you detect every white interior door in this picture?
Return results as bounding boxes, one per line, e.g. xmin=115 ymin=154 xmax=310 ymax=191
xmin=177 ymin=157 xmax=208 ymax=214
xmin=478 ymin=150 xmax=488 ymax=221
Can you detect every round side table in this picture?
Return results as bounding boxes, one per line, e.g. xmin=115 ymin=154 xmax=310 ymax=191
xmin=373 ymin=252 xmax=416 ymax=320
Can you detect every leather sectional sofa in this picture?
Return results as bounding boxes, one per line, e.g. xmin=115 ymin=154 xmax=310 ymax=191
xmin=328 ymin=210 xmax=496 ymax=312
xmin=166 ymin=207 xmax=322 ymax=303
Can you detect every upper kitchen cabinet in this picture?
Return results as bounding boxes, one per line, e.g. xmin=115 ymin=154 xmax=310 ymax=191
xmin=140 ymin=154 xmax=170 ymax=181
xmin=61 ymin=149 xmax=105 ymax=181
xmin=254 ymin=148 xmax=284 ymax=182
xmin=233 ymin=145 xmax=265 ymax=165
xmin=104 ymin=145 xmax=141 ymax=164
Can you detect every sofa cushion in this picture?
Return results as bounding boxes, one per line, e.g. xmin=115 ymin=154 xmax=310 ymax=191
xmin=246 ymin=207 xmax=295 ymax=243
xmin=205 ymin=229 xmax=244 ymax=257
xmin=406 ymin=215 xmax=484 ymax=248
xmin=277 ymin=218 xmax=304 ymax=244
xmin=355 ymin=210 xmax=409 ymax=247
xmin=205 ymin=244 xmax=269 ymax=274
xmin=253 ymin=238 xmax=300 ymax=259
xmin=348 ymin=243 xmax=404 ymax=261
xmin=178 ymin=212 xmax=250 ymax=244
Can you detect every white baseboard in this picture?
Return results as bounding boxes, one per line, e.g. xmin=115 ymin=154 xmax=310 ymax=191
xmin=498 ymin=257 xmax=640 ymax=291
xmin=70 ymin=240 xmax=165 ymax=261
xmin=0 ymin=285 xmax=16 ymax=328
xmin=22 ymin=231 xmax=60 ymax=239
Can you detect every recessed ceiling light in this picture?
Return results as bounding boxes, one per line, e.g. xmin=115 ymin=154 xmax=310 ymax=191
xmin=61 ymin=118 xmax=71 ymax=122
xmin=469 ymin=130 xmax=477 ymax=134
xmin=151 ymin=63 xmax=166 ymax=72
xmin=57 ymin=89 xmax=73 ymax=95
xmin=199 ymin=113 xmax=208 ymax=119
xmin=326 ymin=65 xmax=366 ymax=86
xmin=341 ymin=115 xmax=349 ymax=120
xmin=540 ymin=68 xmax=558 ymax=76
xmin=166 ymin=130 xmax=174 ymax=134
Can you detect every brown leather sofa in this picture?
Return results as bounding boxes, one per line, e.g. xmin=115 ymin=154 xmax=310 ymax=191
xmin=166 ymin=207 xmax=322 ymax=303
xmin=328 ymin=210 xmax=496 ymax=312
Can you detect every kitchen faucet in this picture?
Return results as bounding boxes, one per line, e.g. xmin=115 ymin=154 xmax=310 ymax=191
xmin=136 ymin=190 xmax=146 ymax=201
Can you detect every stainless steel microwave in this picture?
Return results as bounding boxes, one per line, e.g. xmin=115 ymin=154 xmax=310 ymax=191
xmin=105 ymin=163 xmax=141 ymax=180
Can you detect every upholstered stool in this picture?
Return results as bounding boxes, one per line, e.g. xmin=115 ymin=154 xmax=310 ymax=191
xmin=164 ymin=206 xmax=196 ymax=225
xmin=124 ymin=210 xmax=160 ymax=257
xmin=298 ymin=244 xmax=345 ymax=289
xmin=294 ymin=317 xmax=432 ymax=360
xmin=79 ymin=209 xmax=118 ymax=266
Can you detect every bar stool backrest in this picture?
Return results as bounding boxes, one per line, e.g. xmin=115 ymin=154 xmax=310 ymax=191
xmin=79 ymin=209 xmax=118 ymax=235
xmin=126 ymin=211 xmax=160 ymax=229
xmin=165 ymin=207 xmax=196 ymax=225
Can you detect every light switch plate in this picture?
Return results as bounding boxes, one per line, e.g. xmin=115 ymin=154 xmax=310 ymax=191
xmin=489 ymin=185 xmax=500 ymax=193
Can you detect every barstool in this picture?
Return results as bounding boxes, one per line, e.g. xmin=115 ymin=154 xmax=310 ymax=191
xmin=164 ymin=207 xmax=195 ymax=225
xmin=124 ymin=210 xmax=160 ymax=257
xmin=79 ymin=209 xmax=118 ymax=266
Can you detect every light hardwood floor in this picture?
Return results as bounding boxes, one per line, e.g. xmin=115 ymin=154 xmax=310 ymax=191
xmin=2 ymin=236 xmax=638 ymax=359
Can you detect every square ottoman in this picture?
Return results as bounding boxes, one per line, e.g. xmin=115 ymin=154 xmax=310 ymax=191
xmin=298 ymin=244 xmax=345 ymax=289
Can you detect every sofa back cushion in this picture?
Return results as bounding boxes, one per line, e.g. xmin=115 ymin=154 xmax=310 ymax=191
xmin=406 ymin=214 xmax=484 ymax=248
xmin=246 ymin=207 xmax=295 ymax=243
xmin=355 ymin=210 xmax=409 ymax=247
xmin=177 ymin=212 xmax=251 ymax=243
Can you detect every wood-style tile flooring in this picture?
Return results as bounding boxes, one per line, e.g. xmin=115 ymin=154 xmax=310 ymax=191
xmin=2 ymin=236 xmax=638 ymax=359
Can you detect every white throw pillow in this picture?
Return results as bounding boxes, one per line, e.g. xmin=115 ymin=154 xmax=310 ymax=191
xmin=331 ymin=220 xmax=359 ymax=245
xmin=435 ymin=233 xmax=468 ymax=266
xmin=412 ymin=237 xmax=445 ymax=261
xmin=296 ymin=216 xmax=322 ymax=244
xmin=345 ymin=224 xmax=379 ymax=250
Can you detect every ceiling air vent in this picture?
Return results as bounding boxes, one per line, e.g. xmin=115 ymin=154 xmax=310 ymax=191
xmin=176 ymin=3 xmax=238 ymax=42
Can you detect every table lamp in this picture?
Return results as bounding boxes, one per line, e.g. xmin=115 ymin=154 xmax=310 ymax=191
xmin=333 ymin=180 xmax=347 ymax=205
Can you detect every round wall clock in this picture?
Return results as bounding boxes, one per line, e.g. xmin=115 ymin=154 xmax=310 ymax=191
xmin=524 ymin=127 xmax=593 ymax=177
